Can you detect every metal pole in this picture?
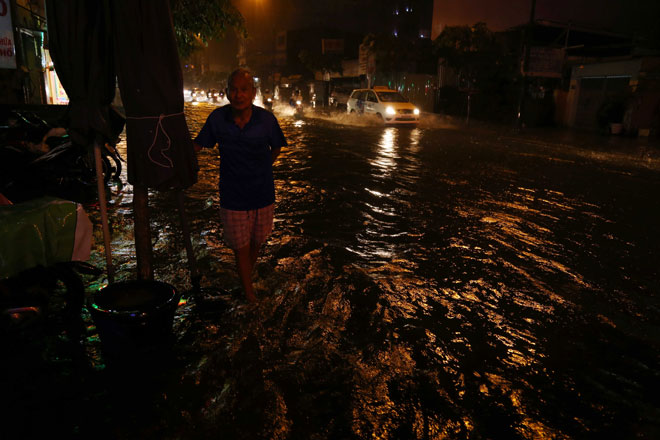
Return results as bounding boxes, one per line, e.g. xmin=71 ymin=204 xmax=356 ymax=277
xmin=176 ymin=189 xmax=199 ymax=292
xmin=516 ymin=0 xmax=537 ymax=128
xmin=466 ymin=92 xmax=471 ymax=127
xmin=93 ymin=141 xmax=114 ymax=283
xmin=133 ymin=184 xmax=153 ymax=280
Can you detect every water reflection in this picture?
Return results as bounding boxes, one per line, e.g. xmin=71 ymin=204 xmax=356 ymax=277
xmin=408 ymin=127 xmax=421 ymax=149
xmin=370 ymin=127 xmax=398 ymax=177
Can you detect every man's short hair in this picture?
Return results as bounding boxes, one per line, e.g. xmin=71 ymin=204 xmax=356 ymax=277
xmin=227 ymin=68 xmax=255 ymax=89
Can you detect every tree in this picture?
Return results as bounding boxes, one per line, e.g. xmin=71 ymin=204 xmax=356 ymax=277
xmin=433 ymin=23 xmax=518 ymax=121
xmin=362 ymin=32 xmax=414 ymax=77
xmin=433 ymin=22 xmax=513 ymax=93
xmin=298 ymin=49 xmax=344 ymax=77
xmin=170 ymin=0 xmax=246 ymax=59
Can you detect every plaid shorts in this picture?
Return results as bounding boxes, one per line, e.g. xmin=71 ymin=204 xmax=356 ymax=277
xmin=219 ymin=204 xmax=274 ymax=250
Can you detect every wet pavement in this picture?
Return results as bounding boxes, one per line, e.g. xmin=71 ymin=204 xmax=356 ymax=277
xmin=2 ymin=102 xmax=660 ymax=439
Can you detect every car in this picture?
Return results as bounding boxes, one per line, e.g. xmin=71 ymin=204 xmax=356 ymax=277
xmin=346 ymin=86 xmax=420 ymax=124
xmin=190 ymin=87 xmax=207 ymax=102
xmin=207 ymin=88 xmax=223 ymax=103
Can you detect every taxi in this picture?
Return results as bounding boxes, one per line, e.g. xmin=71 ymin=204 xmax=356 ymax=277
xmin=346 ymin=86 xmax=420 ymax=124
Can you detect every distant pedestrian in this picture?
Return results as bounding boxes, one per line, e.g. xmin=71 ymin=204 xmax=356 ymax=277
xmin=289 ymin=89 xmax=302 ymax=106
xmin=193 ymin=68 xmax=287 ymax=303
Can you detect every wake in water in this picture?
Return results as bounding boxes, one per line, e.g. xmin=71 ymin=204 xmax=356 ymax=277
xmin=272 ymin=104 xmax=460 ymax=130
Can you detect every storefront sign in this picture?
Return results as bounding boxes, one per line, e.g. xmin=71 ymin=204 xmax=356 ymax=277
xmin=526 ymin=47 xmax=563 ymax=78
xmin=321 ymin=39 xmax=344 ymax=55
xmin=0 ymin=0 xmax=16 ymax=69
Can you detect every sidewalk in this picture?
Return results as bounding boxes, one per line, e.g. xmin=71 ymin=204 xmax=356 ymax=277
xmin=491 ymin=124 xmax=660 ymax=170
xmin=420 ymin=111 xmax=660 ymax=170
xmin=492 ymin=124 xmax=659 ymax=152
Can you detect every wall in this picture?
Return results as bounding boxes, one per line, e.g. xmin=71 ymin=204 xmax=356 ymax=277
xmin=567 ymin=58 xmax=643 ymax=130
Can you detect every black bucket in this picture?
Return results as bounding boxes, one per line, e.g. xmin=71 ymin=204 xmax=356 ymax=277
xmin=87 ymin=280 xmax=181 ymax=362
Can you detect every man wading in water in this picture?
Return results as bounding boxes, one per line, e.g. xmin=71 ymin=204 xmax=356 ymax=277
xmin=194 ymin=68 xmax=287 ymax=302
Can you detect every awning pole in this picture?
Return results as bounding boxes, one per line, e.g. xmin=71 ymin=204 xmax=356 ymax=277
xmin=176 ymin=189 xmax=199 ymax=292
xmin=133 ymin=184 xmax=154 ymax=280
xmin=93 ymin=141 xmax=115 ymax=283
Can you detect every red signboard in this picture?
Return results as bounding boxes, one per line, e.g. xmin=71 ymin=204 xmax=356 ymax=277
xmin=526 ymin=47 xmax=563 ymax=78
xmin=0 ymin=0 xmax=17 ymax=69
xmin=322 ymin=39 xmax=344 ymax=55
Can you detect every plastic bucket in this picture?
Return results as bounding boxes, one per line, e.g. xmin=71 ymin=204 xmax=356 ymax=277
xmin=87 ymin=280 xmax=180 ymax=361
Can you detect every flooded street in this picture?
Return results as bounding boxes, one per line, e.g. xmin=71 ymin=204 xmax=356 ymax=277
xmin=5 ymin=102 xmax=660 ymax=439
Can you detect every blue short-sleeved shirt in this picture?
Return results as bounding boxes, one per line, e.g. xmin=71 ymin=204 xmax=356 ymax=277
xmin=194 ymin=105 xmax=287 ymax=210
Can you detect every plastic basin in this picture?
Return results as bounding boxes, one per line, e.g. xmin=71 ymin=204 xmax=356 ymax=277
xmin=87 ymin=280 xmax=180 ymax=361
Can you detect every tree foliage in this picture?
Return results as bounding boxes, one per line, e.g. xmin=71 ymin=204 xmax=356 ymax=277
xmin=170 ymin=0 xmax=246 ymax=60
xmin=433 ymin=22 xmax=515 ymax=92
xmin=362 ymin=33 xmax=413 ymax=75
xmin=360 ymin=32 xmax=436 ymax=80
xmin=297 ymin=49 xmax=344 ymax=76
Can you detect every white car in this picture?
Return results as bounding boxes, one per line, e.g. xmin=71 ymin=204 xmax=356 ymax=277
xmin=346 ymin=86 xmax=420 ymax=124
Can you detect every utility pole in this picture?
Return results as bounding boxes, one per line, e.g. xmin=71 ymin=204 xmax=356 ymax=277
xmin=516 ymin=0 xmax=537 ymax=128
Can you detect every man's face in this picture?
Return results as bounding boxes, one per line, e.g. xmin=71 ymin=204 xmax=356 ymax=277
xmin=227 ymin=73 xmax=256 ymax=112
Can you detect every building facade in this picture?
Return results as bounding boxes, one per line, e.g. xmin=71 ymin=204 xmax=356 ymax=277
xmin=0 ymin=0 xmax=67 ymax=106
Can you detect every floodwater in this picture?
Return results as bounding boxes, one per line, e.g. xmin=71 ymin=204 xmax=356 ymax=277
xmin=5 ymin=102 xmax=660 ymax=439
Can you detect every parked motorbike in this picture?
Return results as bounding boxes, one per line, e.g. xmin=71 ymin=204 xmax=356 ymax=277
xmin=0 ymin=111 xmax=124 ymax=204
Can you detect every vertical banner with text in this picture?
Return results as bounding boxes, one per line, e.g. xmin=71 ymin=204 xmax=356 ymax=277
xmin=0 ymin=0 xmax=16 ymax=69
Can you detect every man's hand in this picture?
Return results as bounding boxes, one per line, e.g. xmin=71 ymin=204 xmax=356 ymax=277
xmin=271 ymin=147 xmax=281 ymax=164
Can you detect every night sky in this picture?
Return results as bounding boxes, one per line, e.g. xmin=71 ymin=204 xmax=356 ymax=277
xmin=431 ymin=0 xmax=659 ymax=38
xmin=234 ymin=0 xmax=658 ymax=37
xmin=212 ymin=0 xmax=658 ymax=70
